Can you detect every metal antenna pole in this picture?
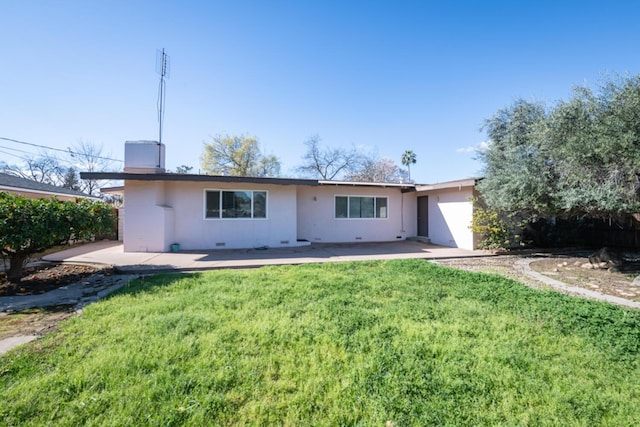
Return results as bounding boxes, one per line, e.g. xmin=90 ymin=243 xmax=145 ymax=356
xmin=156 ymin=49 xmax=170 ymax=168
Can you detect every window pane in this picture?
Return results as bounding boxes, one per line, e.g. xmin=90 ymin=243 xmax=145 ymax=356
xmin=361 ymin=197 xmax=374 ymax=218
xmin=222 ymin=191 xmax=252 ymax=218
xmin=376 ymin=197 xmax=388 ymax=218
xmin=349 ymin=197 xmax=362 ymax=218
xmin=335 ymin=196 xmax=348 ymax=218
xmin=253 ymin=191 xmax=267 ymax=218
xmin=205 ymin=191 xmax=220 ymax=218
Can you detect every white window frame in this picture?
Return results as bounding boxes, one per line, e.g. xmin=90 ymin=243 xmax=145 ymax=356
xmin=203 ymin=189 xmax=268 ymax=220
xmin=334 ymin=195 xmax=389 ymax=220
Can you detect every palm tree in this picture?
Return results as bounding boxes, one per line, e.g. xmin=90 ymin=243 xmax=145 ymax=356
xmin=401 ymin=150 xmax=417 ymax=181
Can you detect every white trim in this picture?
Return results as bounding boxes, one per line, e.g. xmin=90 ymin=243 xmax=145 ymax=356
xmin=203 ymin=188 xmax=269 ymax=220
xmin=415 ymin=178 xmax=477 ymax=192
xmin=319 ymin=180 xmax=412 ymax=188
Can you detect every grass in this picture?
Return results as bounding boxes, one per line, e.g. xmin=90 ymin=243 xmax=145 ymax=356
xmin=1 ymin=259 xmax=639 ymax=426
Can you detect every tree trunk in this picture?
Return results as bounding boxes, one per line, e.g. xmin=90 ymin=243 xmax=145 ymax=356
xmin=6 ymin=253 xmax=28 ymax=283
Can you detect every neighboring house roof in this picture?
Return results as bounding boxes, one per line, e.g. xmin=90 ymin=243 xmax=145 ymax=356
xmin=0 ymin=172 xmax=95 ymax=199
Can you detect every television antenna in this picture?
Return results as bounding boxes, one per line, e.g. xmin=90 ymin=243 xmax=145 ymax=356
xmin=156 ymin=48 xmax=170 ymax=145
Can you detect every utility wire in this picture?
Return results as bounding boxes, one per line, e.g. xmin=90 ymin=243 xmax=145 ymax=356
xmin=0 ymin=144 xmax=36 ymax=156
xmin=0 ymin=137 xmax=124 ymax=162
xmin=0 ymin=148 xmax=27 ymax=160
xmin=0 ymin=146 xmax=86 ymax=168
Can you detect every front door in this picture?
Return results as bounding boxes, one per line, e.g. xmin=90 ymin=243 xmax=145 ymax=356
xmin=417 ymin=196 xmax=429 ymax=237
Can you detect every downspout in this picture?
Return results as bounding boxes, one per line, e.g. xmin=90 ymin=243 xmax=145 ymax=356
xmin=401 ymin=191 xmax=405 ymax=233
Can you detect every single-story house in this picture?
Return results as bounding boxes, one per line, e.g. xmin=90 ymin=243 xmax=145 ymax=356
xmin=0 ymin=172 xmax=95 ymax=201
xmin=82 ymin=141 xmax=479 ymax=252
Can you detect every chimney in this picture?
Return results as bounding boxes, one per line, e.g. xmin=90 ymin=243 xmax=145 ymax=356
xmin=124 ymin=141 xmax=166 ymax=173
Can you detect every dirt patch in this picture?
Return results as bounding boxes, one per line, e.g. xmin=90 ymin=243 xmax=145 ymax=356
xmin=0 ymin=305 xmax=77 ymax=340
xmin=0 ymin=264 xmax=112 ymax=296
xmin=528 ymin=256 xmax=640 ymax=301
xmin=0 ymin=263 xmax=118 ymax=345
xmin=433 ymin=251 xmax=640 ymax=303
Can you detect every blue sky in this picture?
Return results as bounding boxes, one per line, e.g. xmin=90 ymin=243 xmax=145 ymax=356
xmin=2 ymin=0 xmax=640 ymax=184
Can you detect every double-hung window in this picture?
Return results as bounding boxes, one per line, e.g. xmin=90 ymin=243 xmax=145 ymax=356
xmin=205 ymin=190 xmax=267 ymax=219
xmin=335 ymin=196 xmax=388 ymax=219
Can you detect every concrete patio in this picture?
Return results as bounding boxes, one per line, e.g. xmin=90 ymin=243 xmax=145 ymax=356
xmin=42 ymin=240 xmax=491 ymax=273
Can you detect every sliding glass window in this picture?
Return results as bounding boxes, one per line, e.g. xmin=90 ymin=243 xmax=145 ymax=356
xmin=335 ymin=196 xmax=388 ymax=219
xmin=205 ymin=190 xmax=267 ymax=219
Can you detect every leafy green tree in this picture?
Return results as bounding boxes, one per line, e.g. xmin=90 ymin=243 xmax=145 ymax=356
xmin=477 ymin=99 xmax=557 ymax=218
xmin=548 ymin=79 xmax=640 ymax=218
xmin=62 ymin=167 xmax=80 ymax=190
xmin=478 ymin=75 xmax=640 ymax=221
xmin=401 ymin=150 xmax=417 ymax=181
xmin=201 ymin=135 xmax=281 ymax=177
xmin=174 ymin=165 xmax=193 ymax=174
xmin=0 ymin=193 xmax=115 ymax=282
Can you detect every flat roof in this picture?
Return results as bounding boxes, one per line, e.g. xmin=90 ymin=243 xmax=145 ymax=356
xmin=81 ymin=172 xmax=320 ymax=186
xmin=415 ymin=178 xmax=479 ymax=192
xmin=81 ymin=172 xmax=480 ymax=191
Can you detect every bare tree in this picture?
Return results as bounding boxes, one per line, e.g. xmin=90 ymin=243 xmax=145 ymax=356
xmin=70 ymin=140 xmax=117 ymax=196
xmin=296 ymin=135 xmax=362 ymax=180
xmin=345 ymin=156 xmax=409 ymax=183
xmin=1 ymin=155 xmax=63 ymax=184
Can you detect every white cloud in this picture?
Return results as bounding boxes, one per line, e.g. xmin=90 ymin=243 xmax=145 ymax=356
xmin=455 ymin=146 xmax=476 ymax=153
xmin=455 ymin=141 xmax=491 ymax=154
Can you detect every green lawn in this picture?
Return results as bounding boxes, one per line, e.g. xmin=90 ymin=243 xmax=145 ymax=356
xmin=1 ymin=259 xmax=639 ymax=426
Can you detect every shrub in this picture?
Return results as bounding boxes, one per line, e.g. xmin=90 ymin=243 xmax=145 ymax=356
xmin=471 ymin=205 xmax=523 ymax=249
xmin=0 ymin=193 xmax=115 ymax=281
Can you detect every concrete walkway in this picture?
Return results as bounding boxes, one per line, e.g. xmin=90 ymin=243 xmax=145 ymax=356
xmin=41 ymin=240 xmax=489 ymax=272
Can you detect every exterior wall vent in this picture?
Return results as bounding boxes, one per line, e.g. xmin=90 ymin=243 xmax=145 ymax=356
xmin=280 ymin=240 xmax=289 ymax=244
xmin=215 ymin=242 xmax=226 ymax=247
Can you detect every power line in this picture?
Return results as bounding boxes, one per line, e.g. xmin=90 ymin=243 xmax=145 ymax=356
xmin=0 ymin=144 xmax=36 ymax=156
xmin=0 ymin=137 xmax=124 ymax=162
xmin=0 ymin=148 xmax=28 ymax=160
xmin=0 ymin=146 xmax=83 ymax=169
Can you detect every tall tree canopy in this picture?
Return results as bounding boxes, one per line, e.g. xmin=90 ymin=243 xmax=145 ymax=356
xmin=478 ymin=74 xmax=640 ymax=220
xmin=201 ymin=135 xmax=281 ymax=177
xmin=401 ymin=150 xmax=417 ymax=181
